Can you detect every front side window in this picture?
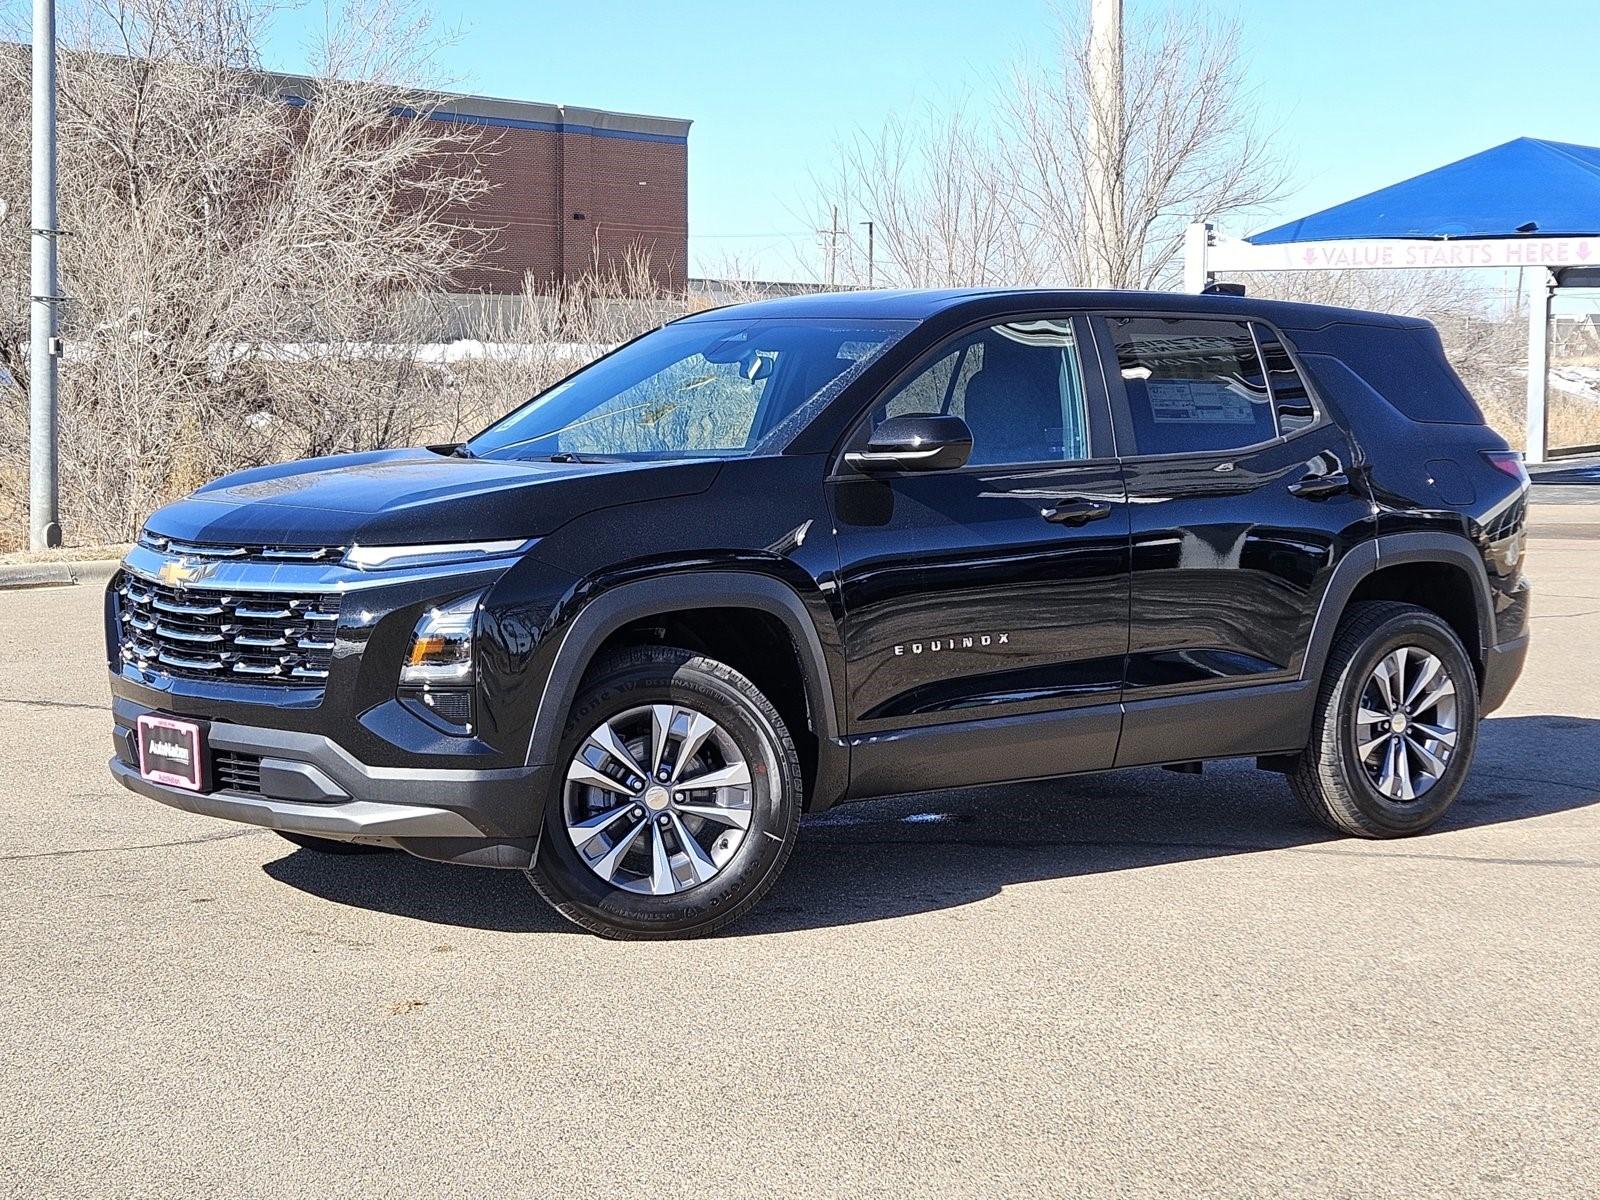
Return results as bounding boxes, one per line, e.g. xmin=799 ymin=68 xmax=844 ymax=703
xmin=1107 ymin=316 xmax=1276 ymax=455
xmin=867 ymin=320 xmax=1092 ymax=466
xmin=467 ymin=318 xmax=911 ymax=461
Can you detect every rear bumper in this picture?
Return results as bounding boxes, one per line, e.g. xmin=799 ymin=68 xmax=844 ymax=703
xmin=1480 ymin=634 xmax=1528 ymax=715
xmin=110 ymin=696 xmax=551 ymax=867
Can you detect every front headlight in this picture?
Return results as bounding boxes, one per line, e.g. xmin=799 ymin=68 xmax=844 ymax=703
xmin=401 ymin=591 xmax=481 ymax=686
xmin=344 ymin=539 xmax=532 ymax=572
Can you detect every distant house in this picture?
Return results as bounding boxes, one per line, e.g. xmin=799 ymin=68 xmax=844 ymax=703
xmin=1553 ymin=312 xmax=1600 ymax=358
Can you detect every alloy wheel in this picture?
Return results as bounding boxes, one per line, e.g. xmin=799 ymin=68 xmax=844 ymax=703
xmin=563 ymin=704 xmax=755 ymax=895
xmin=1354 ymin=645 xmax=1460 ymax=802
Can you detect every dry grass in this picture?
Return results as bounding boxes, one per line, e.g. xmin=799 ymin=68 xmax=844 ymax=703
xmin=0 ymin=256 xmax=758 ymax=551
xmin=0 ymin=542 xmax=130 ymax=565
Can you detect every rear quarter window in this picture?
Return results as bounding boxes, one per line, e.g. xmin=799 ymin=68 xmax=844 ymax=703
xmin=1289 ymin=322 xmax=1484 ymax=425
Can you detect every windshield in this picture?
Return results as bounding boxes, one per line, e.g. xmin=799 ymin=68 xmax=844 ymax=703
xmin=465 ymin=317 xmax=912 ymax=461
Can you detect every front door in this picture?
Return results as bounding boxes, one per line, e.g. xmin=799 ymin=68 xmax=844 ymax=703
xmin=826 ymin=316 xmax=1130 ymax=796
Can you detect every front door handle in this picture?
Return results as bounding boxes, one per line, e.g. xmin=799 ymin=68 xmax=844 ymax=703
xmin=1288 ymin=470 xmax=1351 ymax=499
xmin=1042 ymin=499 xmax=1113 ymax=526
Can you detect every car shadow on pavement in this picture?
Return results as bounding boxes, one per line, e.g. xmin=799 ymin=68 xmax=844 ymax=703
xmin=261 ymin=713 xmax=1599 ymax=936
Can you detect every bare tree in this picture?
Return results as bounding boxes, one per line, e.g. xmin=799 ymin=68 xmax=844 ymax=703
xmin=808 ymin=2 xmax=1283 ymax=290
xmin=808 ymin=107 xmax=1023 ymax=289
xmin=1007 ymin=2 xmax=1283 ymax=288
xmin=0 ymin=0 xmax=492 ymax=546
xmin=1226 ymin=268 xmax=1485 ymax=318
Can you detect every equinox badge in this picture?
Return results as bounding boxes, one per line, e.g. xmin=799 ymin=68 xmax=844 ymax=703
xmin=894 ymin=633 xmax=1010 ymax=655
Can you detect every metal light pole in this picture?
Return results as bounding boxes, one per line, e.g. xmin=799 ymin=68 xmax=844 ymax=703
xmin=30 ymin=0 xmax=62 ymax=549
xmin=859 ymin=220 xmax=875 ymax=288
xmin=1086 ymin=0 xmax=1124 ymax=290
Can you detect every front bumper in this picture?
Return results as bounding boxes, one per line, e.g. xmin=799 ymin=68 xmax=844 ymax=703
xmin=110 ymin=696 xmax=552 ymax=868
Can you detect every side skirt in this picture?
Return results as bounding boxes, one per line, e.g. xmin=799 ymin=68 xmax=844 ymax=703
xmin=845 ymin=704 xmax=1121 ymax=801
xmin=841 ymin=677 xmax=1317 ymax=802
xmin=1114 ymin=678 xmax=1317 ymax=769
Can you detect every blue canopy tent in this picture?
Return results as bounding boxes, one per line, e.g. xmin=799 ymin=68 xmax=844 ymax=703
xmin=1251 ymin=138 xmax=1600 ymax=244
xmin=1184 ymin=138 xmax=1600 ymax=462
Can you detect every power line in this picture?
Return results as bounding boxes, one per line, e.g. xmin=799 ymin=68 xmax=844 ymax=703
xmin=688 ymin=230 xmax=814 ymax=240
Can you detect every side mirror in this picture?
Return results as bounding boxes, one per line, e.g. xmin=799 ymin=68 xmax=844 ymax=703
xmin=844 ymin=414 xmax=973 ymax=474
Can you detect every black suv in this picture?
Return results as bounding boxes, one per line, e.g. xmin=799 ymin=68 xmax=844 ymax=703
xmin=107 ymin=289 xmax=1531 ymax=938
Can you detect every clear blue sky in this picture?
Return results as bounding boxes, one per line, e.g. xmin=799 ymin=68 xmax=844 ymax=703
xmin=261 ymin=0 xmax=1600 ymax=281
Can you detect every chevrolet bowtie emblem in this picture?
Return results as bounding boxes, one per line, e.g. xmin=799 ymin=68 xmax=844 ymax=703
xmin=157 ymin=557 xmax=211 ymax=586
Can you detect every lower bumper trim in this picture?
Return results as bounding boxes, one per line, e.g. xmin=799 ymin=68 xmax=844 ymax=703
xmin=111 ymin=758 xmax=484 ymax=838
xmin=110 ymin=694 xmax=551 ymax=839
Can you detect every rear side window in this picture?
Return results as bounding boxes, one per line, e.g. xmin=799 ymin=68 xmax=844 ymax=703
xmin=1106 ymin=316 xmax=1276 ymax=455
xmin=1252 ymin=324 xmax=1316 ymax=436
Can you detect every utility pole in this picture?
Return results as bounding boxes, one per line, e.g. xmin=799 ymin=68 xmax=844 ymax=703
xmin=30 ymin=0 xmax=62 ymax=549
xmin=818 ymin=205 xmax=841 ymax=288
xmin=1086 ymin=0 xmax=1125 ymax=290
xmin=859 ymin=220 xmax=875 ymax=288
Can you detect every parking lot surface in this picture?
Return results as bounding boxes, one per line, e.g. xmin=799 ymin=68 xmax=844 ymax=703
xmin=2 ymin=510 xmax=1597 ymax=1199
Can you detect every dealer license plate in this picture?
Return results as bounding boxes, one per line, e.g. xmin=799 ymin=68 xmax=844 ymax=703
xmin=136 ymin=714 xmax=206 ymax=792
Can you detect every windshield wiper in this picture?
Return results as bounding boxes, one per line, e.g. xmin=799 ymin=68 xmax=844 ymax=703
xmin=457 ymin=447 xmax=619 ymax=465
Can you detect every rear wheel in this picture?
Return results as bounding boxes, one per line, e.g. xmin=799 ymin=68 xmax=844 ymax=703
xmin=1291 ymin=601 xmax=1479 ymax=837
xmin=527 ymin=646 xmax=802 ymax=939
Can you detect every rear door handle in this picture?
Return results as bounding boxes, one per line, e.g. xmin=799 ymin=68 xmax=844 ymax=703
xmin=1288 ymin=470 xmax=1351 ymax=499
xmin=1042 ymin=499 xmax=1113 ymax=526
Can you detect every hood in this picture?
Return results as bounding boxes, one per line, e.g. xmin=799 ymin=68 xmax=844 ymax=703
xmin=144 ymin=448 xmax=720 ymax=547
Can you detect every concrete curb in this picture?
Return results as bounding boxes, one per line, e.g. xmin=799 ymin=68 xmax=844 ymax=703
xmin=0 ymin=558 xmax=121 ymax=591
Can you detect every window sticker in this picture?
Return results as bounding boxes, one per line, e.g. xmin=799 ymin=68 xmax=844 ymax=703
xmin=1146 ymin=379 xmax=1258 ymax=424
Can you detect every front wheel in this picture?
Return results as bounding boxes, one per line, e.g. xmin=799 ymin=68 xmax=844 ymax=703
xmin=527 ymin=646 xmax=803 ymax=939
xmin=1291 ymin=601 xmax=1479 ymax=838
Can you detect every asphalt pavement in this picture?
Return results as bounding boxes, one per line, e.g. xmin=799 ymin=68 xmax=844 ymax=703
xmin=2 ymin=509 xmax=1597 ymax=1199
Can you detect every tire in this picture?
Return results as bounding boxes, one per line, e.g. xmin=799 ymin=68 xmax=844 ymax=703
xmin=274 ymin=831 xmax=392 ymax=855
xmin=1290 ymin=601 xmax=1479 ymax=838
xmin=527 ymin=645 xmax=803 ymax=939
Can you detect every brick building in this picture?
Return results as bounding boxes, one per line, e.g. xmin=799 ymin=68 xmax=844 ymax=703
xmin=427 ymin=91 xmax=690 ymax=294
xmin=272 ymin=75 xmax=691 ymax=296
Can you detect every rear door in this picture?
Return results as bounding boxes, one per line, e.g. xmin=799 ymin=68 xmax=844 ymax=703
xmin=827 ymin=315 xmax=1130 ymax=794
xmin=1088 ymin=313 xmax=1374 ymax=766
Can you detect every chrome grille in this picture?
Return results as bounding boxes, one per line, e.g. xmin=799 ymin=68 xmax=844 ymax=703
xmin=137 ymin=532 xmax=345 ymax=563
xmin=116 ymin=573 xmax=341 ymax=683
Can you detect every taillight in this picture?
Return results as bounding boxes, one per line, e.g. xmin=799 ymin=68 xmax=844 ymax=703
xmin=1482 ymin=450 xmax=1529 ymax=486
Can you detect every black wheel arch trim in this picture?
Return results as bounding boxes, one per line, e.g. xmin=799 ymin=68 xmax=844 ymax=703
xmin=524 ymin=569 xmax=849 ymax=808
xmin=1300 ymin=532 xmax=1496 ymax=687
